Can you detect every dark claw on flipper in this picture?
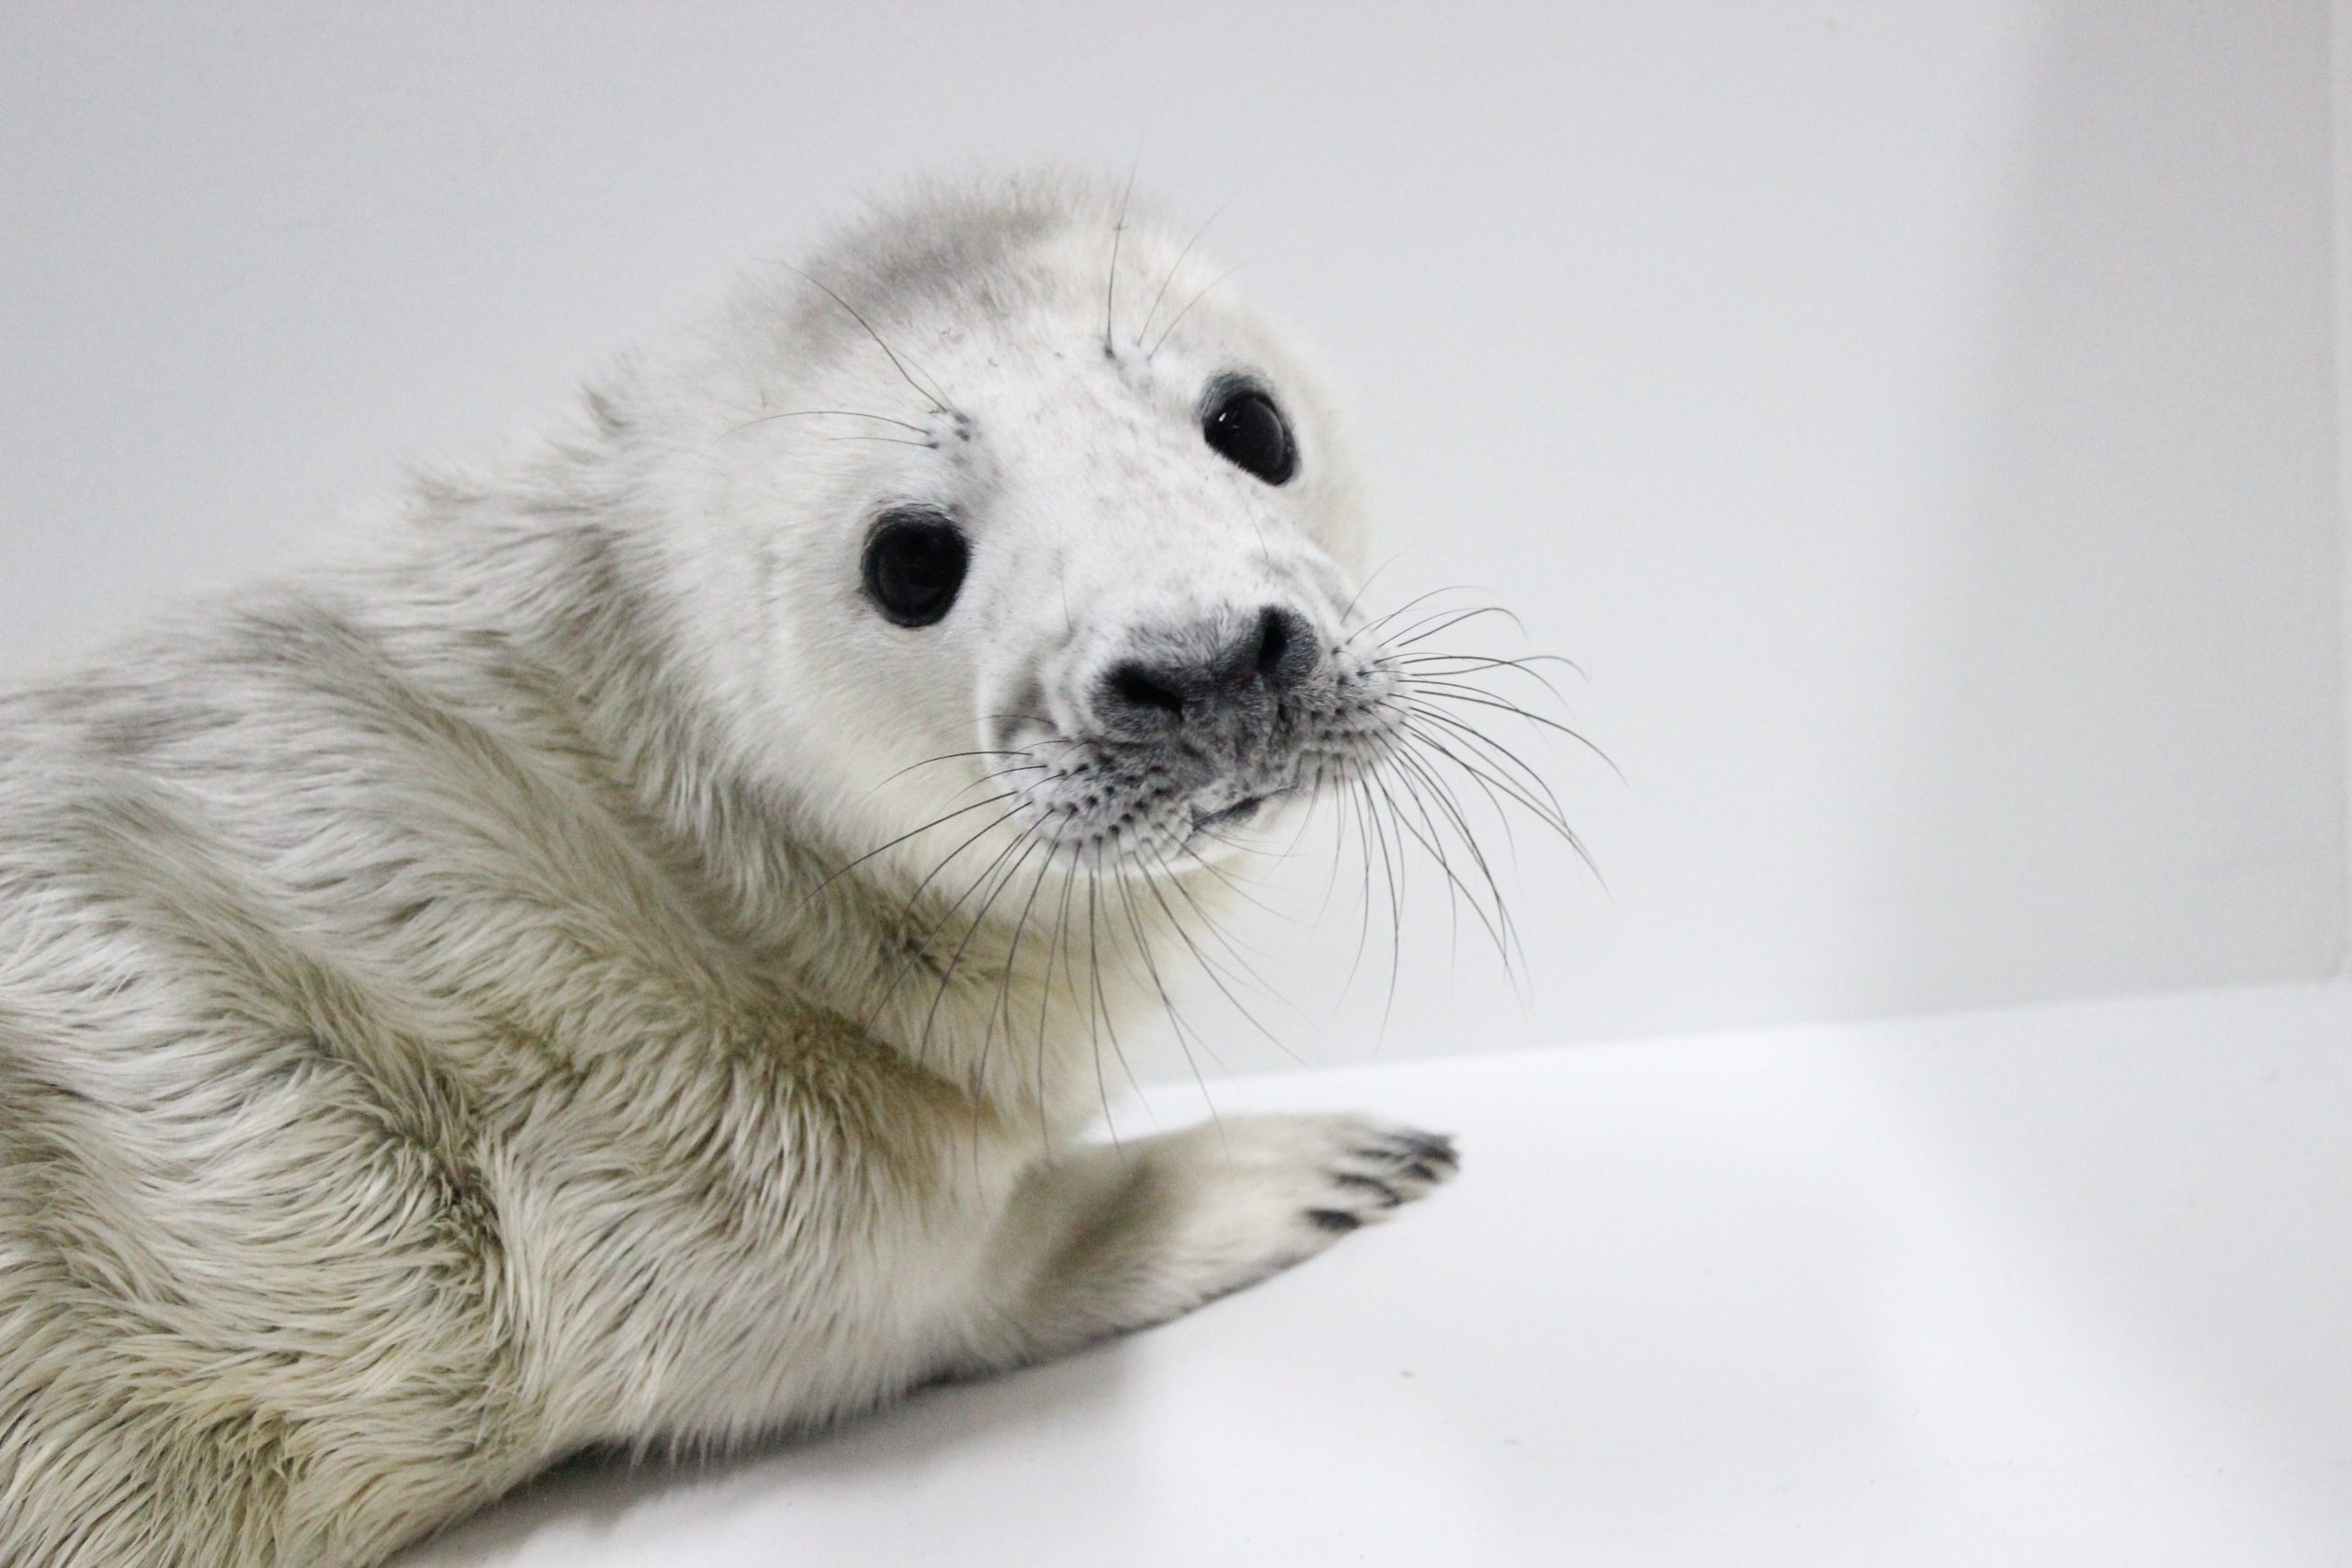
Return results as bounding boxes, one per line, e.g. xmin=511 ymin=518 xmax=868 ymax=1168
xmin=1403 ymin=1133 xmax=1460 ymax=1167
xmin=1332 ymin=1172 xmax=1403 ymax=1207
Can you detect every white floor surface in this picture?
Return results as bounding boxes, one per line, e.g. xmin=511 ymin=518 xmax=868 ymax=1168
xmin=396 ymin=981 xmax=2352 ymax=1566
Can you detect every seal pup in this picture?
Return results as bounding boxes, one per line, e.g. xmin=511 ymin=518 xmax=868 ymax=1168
xmin=0 ymin=171 xmax=1561 ymax=1565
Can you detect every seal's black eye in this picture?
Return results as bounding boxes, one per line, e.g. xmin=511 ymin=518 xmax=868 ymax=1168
xmin=861 ymin=509 xmax=968 ymax=628
xmin=1202 ymin=378 xmax=1297 ymax=486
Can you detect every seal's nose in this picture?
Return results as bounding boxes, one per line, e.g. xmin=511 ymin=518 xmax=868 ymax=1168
xmin=1097 ymin=604 xmax=1317 ymax=741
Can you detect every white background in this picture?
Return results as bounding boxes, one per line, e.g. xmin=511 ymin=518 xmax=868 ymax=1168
xmin=2 ymin=2 xmax=2343 ymax=1063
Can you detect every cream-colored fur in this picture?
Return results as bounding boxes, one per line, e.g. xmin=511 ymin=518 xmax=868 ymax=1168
xmin=0 ymin=173 xmax=1470 ymax=1565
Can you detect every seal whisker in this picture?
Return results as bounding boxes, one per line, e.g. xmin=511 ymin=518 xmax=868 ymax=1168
xmin=1391 ymin=715 xmax=1532 ymax=863
xmin=856 ymin=749 xmax=1041 ymax=803
xmin=1164 ymin=811 xmax=1304 ymax=920
xmin=1390 ymin=692 xmax=1570 ymax=815
xmin=1332 ymin=548 xmax=1420 ymax=629
xmin=1367 ymin=760 xmax=1469 ymax=972
xmin=967 ymin=839 xmax=1060 ymax=1169
xmin=719 ymin=407 xmax=933 ymax=440
xmin=1304 ymin=760 xmax=1359 ymax=930
xmin=1332 ymin=765 xmax=1383 ymax=1007
xmin=1398 ymin=716 xmax=1577 ymax=862
xmin=973 ymin=835 xmax=1060 ymax=1155
xmin=1136 ymin=183 xmax=1241 ymax=350
xmin=1145 ymin=263 xmax=1243 ymax=361
xmin=1379 ymin=758 xmax=1500 ymax=975
xmin=1385 ymin=648 xmax=1589 ymax=693
xmin=1104 ymin=150 xmax=1142 ymax=348
xmin=1347 ymin=771 xmax=1408 ymax=1039
xmin=1396 ymin=744 xmax=1540 ymax=1007
xmin=1360 ymin=601 xmax=1508 ymax=655
xmin=1083 ymin=841 xmax=1146 ymax=1111
xmin=1397 ymin=710 xmax=1601 ymax=886
xmin=1381 ymin=745 xmax=1521 ymax=975
xmin=794 ymin=789 xmax=1025 ymax=916
xmin=1134 ymin=843 xmax=1308 ymax=1066
xmin=773 ymin=261 xmax=955 ymax=414
xmin=1109 ymin=863 xmax=1226 ymax=1145
xmin=1386 ymin=734 xmax=1520 ymax=907
xmin=1039 ymin=851 xmax=1097 ymax=1149
xmin=906 ymin=824 xmax=1043 ymax=1049
xmin=1397 ymin=701 xmax=1580 ymax=840
xmin=1402 ymin=681 xmax=1623 ymax=780
xmin=1340 ymin=585 xmax=1487 ymax=649
xmin=1392 ymin=604 xmax=1530 ymax=649
xmin=858 ymin=800 xmax=1040 ymax=1036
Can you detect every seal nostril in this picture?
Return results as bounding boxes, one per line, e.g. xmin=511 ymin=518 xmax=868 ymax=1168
xmin=1108 ymin=661 xmax=1186 ymax=717
xmin=1253 ymin=605 xmax=1291 ymax=681
xmin=1250 ymin=604 xmax=1315 ymax=692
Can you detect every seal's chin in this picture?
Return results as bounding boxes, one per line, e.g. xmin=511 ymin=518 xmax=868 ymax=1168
xmin=1178 ymin=784 xmax=1308 ymax=863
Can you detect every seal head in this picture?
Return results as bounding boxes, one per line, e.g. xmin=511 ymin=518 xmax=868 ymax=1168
xmin=631 ymin=175 xmax=1395 ymax=905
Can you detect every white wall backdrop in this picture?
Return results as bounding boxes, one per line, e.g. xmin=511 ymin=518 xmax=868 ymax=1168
xmin=2337 ymin=0 xmax=2352 ymax=980
xmin=0 ymin=2 xmax=2341 ymax=1064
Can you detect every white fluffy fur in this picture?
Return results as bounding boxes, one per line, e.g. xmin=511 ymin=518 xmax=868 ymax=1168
xmin=0 ymin=172 xmax=1460 ymax=1565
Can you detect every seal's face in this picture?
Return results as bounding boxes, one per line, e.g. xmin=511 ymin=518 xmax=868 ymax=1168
xmin=933 ymin=301 xmax=1391 ymax=876
xmin=695 ymin=186 xmax=1408 ymax=892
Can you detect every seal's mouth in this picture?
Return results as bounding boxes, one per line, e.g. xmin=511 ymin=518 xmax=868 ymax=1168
xmin=1190 ymin=793 xmax=1266 ymax=833
xmin=995 ymin=638 xmax=1408 ymax=868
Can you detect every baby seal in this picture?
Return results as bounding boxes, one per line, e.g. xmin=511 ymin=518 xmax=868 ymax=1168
xmin=0 ymin=172 xmax=1546 ymax=1565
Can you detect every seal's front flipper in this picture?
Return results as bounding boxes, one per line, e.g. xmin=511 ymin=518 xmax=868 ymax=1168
xmin=953 ymin=1113 xmax=1459 ymax=1371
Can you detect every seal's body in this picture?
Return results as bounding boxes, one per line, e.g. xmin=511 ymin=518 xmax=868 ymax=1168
xmin=0 ymin=175 xmax=1472 ymax=1565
